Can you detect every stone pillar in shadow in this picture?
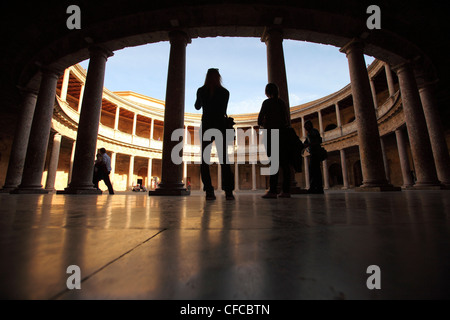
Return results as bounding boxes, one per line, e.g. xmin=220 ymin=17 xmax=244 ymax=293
xmin=62 ymin=45 xmax=113 ymax=194
xmin=416 ymin=80 xmax=450 ymax=187
xmin=395 ymin=127 xmax=414 ymax=188
xmin=149 ymin=30 xmax=190 ymax=196
xmin=1 ymin=89 xmax=38 ymax=192
xmin=12 ymin=67 xmax=61 ymax=194
xmin=395 ymin=62 xmax=441 ymax=188
xmin=340 ymin=39 xmax=398 ymax=191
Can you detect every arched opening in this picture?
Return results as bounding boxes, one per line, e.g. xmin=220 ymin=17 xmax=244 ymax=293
xmin=329 ymin=163 xmax=343 ymax=188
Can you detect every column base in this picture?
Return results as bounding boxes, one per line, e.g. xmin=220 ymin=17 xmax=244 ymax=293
xmin=10 ymin=187 xmax=50 ymax=194
xmin=355 ymin=184 xmax=401 ymax=192
xmin=58 ymin=187 xmax=102 ymax=195
xmin=149 ymin=188 xmax=191 ymax=196
xmin=0 ymin=186 xmax=17 ymax=193
xmin=410 ymin=184 xmax=448 ymax=190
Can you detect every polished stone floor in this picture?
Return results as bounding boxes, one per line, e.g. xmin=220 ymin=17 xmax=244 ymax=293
xmin=0 ymin=189 xmax=449 ymax=300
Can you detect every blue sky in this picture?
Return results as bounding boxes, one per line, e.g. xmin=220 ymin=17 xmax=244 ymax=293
xmin=80 ymin=37 xmax=374 ymax=115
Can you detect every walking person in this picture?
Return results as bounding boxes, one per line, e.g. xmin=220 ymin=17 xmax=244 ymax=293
xmin=93 ymin=153 xmax=107 ymax=190
xmin=195 ymin=68 xmax=235 ymax=200
xmin=99 ymin=148 xmax=115 ymax=194
xmin=258 ymin=83 xmax=291 ymax=199
xmin=304 ymin=120 xmax=324 ymax=194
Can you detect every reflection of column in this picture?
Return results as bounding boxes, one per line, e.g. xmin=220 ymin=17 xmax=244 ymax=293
xmin=322 ymin=159 xmax=330 ymax=190
xmin=379 ymin=137 xmax=390 ymax=182
xmin=1 ymin=89 xmax=37 ymax=192
xmin=45 ymin=133 xmax=62 ymax=192
xmin=60 ymin=68 xmax=70 ymax=102
xmin=418 ymin=82 xmax=450 ymax=186
xmin=340 ymin=149 xmax=349 ymax=189
xmin=340 ymin=39 xmax=390 ymax=189
xmin=149 ymin=30 xmax=190 ymax=196
xmin=64 ymin=45 xmax=113 ymax=194
xmin=395 ymin=128 xmax=414 ymax=188
xmin=128 ymin=155 xmax=135 ymax=190
xmin=395 ymin=62 xmax=440 ymax=187
xmin=13 ymin=67 xmax=61 ymax=194
xmin=385 ymin=63 xmax=396 ymax=97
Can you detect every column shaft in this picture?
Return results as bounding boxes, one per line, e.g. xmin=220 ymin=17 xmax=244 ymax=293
xmin=65 ymin=46 xmax=113 ymax=193
xmin=340 ymin=40 xmax=389 ymax=189
xmin=149 ymin=30 xmax=190 ymax=196
xmin=385 ymin=63 xmax=396 ymax=97
xmin=262 ymin=28 xmax=291 ymax=122
xmin=322 ymin=159 xmax=330 ymax=189
xmin=14 ymin=68 xmax=60 ymax=193
xmin=60 ymin=68 xmax=70 ymax=102
xmin=396 ymin=63 xmax=439 ymax=186
xmin=418 ymin=83 xmax=450 ymax=186
xmin=128 ymin=155 xmax=135 ymax=189
xmin=380 ymin=137 xmax=390 ymax=182
xmin=340 ymin=149 xmax=349 ymax=189
xmin=1 ymin=90 xmax=37 ymax=191
xmin=395 ymin=128 xmax=414 ymax=188
xmin=45 ymin=133 xmax=62 ymax=191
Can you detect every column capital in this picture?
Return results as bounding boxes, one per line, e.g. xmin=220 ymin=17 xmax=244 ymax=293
xmin=340 ymin=38 xmax=365 ymax=55
xmin=89 ymin=45 xmax=114 ymax=60
xmin=261 ymin=27 xmax=283 ymax=43
xmin=168 ymin=30 xmax=191 ymax=45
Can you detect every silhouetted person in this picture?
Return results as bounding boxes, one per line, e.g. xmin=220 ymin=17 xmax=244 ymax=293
xmin=195 ymin=68 xmax=235 ymax=200
xmin=99 ymin=148 xmax=115 ymax=194
xmin=304 ymin=120 xmax=324 ymax=194
xmin=93 ymin=153 xmax=107 ymax=190
xmin=258 ymin=83 xmax=291 ymax=199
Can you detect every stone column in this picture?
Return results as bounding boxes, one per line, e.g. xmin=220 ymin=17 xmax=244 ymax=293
xmin=385 ymin=63 xmax=396 ymax=97
xmin=132 ymin=112 xmax=137 ymax=136
xmin=149 ymin=30 xmax=190 ymax=196
xmin=322 ymin=159 xmax=330 ymax=190
xmin=1 ymin=89 xmax=38 ymax=192
xmin=303 ymin=156 xmax=310 ymax=190
xmin=379 ymin=136 xmax=390 ymax=182
xmin=60 ymin=68 xmax=70 ymax=102
xmin=110 ymin=152 xmax=117 ymax=178
xmin=150 ymin=118 xmax=155 ymax=140
xmin=417 ymin=82 xmax=450 ymax=186
xmin=63 ymin=45 xmax=113 ymax=194
xmin=335 ymin=103 xmax=342 ymax=128
xmin=114 ymin=106 xmax=120 ymax=130
xmin=12 ymin=67 xmax=61 ymax=194
xmin=128 ymin=155 xmax=135 ymax=189
xmin=262 ymin=28 xmax=290 ymax=122
xmin=340 ymin=39 xmax=392 ymax=190
xmin=147 ymin=158 xmax=153 ymax=189
xmin=370 ymin=79 xmax=378 ymax=109
xmin=340 ymin=149 xmax=349 ymax=189
xmin=45 ymin=133 xmax=62 ymax=192
xmin=68 ymin=140 xmax=76 ymax=186
xmin=395 ymin=127 xmax=414 ymax=188
xmin=395 ymin=62 xmax=440 ymax=187
xmin=318 ymin=110 xmax=324 ymax=137
xmin=78 ymin=84 xmax=85 ymax=111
